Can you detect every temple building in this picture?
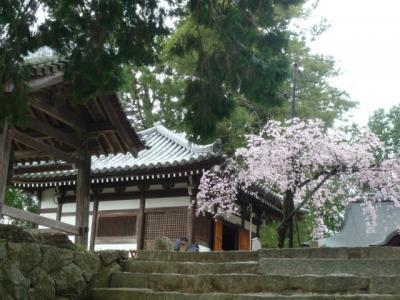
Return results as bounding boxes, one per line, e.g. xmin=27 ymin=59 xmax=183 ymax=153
xmin=13 ymin=125 xmax=283 ymax=251
xmin=2 ymin=54 xmax=283 ymax=251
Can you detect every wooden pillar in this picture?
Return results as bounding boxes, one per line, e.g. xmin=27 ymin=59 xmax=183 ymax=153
xmin=55 ymin=189 xmax=66 ymax=221
xmin=75 ymin=144 xmax=91 ymax=249
xmin=0 ymin=120 xmax=11 ymax=215
xmin=56 ymin=202 xmax=63 ymax=221
xmin=214 ymin=219 xmax=223 ymax=251
xmin=37 ymin=190 xmax=43 ymax=213
xmin=187 ymin=175 xmax=196 ymax=245
xmin=89 ymin=189 xmax=101 ymax=251
xmin=136 ymin=184 xmax=147 ymax=250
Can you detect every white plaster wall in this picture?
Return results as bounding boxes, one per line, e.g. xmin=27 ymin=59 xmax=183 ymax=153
xmin=98 ymin=199 xmax=140 ymax=211
xmin=38 ymin=186 xmax=191 ymax=250
xmin=40 ymin=189 xmax=57 ymax=209
xmin=145 ymin=196 xmax=190 ymax=208
xmin=95 ymin=243 xmax=136 ymax=251
xmin=61 ymin=203 xmax=77 ymax=213
xmin=60 ymin=215 xmax=76 ymax=226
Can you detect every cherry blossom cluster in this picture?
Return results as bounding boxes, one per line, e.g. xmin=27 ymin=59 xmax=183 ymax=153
xmin=195 ymin=165 xmax=239 ymax=218
xmin=196 ymin=119 xmax=400 ymax=239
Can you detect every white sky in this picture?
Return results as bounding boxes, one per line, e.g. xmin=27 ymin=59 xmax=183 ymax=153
xmin=302 ymin=0 xmax=400 ymax=126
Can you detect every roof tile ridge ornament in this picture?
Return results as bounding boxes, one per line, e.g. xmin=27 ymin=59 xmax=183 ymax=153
xmin=138 ymin=124 xmax=223 ymax=156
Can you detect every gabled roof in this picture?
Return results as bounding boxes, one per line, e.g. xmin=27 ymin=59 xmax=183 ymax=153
xmin=90 ymin=124 xmax=223 ymax=174
xmin=13 ymin=125 xmax=224 ymax=187
xmin=11 ymin=53 xmax=144 ymax=164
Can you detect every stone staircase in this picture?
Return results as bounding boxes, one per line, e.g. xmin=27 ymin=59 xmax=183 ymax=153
xmin=90 ymin=248 xmax=400 ymax=299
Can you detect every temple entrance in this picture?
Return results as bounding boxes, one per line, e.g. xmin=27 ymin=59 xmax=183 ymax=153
xmin=214 ymin=220 xmax=251 ymax=251
xmin=222 ymin=224 xmax=237 ymax=251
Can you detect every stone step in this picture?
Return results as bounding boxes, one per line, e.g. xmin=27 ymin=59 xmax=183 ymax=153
xmin=259 ymin=247 xmax=400 ymax=260
xmin=91 ymin=288 xmax=400 ymax=300
xmin=135 ymin=250 xmax=258 ymax=262
xmin=109 ymin=272 xmax=400 ymax=294
xmin=123 ymin=260 xmax=258 ymax=274
xmin=257 ymin=258 xmax=400 ymax=276
xmin=135 ymin=248 xmax=400 ymax=263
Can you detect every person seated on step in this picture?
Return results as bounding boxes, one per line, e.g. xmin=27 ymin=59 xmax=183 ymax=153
xmin=173 ymin=237 xmax=199 ymax=252
xmin=174 ymin=237 xmax=188 ymax=252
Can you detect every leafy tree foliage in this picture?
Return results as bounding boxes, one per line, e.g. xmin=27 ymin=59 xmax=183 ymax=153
xmin=267 ymin=36 xmax=357 ymax=127
xmin=1 ymin=0 xmax=177 ymax=123
xmin=2 ymin=187 xmax=39 ymax=228
xmin=368 ymin=105 xmax=400 ymax=157
xmin=121 ymin=3 xmax=357 ymax=151
xmin=120 ymin=64 xmax=185 ymax=131
xmin=164 ymin=0 xmax=304 ymax=138
xmin=0 ymin=0 xmax=39 ymax=123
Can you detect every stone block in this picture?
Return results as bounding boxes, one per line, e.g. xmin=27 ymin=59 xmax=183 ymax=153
xmin=91 ymin=262 xmax=121 ymax=288
xmin=0 ymin=224 xmax=36 ymax=243
xmin=53 ymin=263 xmax=86 ymax=297
xmin=27 ymin=267 xmax=55 ymax=300
xmin=1 ymin=260 xmax=29 ymax=299
xmin=41 ymin=246 xmax=74 ymax=274
xmin=97 ymin=250 xmax=129 ymax=266
xmin=74 ymin=251 xmax=101 ymax=282
xmin=8 ymin=243 xmax=41 ymax=275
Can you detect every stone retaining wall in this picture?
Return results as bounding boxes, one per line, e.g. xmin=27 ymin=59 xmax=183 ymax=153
xmin=0 ymin=239 xmax=129 ymax=300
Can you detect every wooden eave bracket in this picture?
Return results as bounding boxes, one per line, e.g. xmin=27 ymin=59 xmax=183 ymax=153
xmin=10 ymin=128 xmax=79 ymax=165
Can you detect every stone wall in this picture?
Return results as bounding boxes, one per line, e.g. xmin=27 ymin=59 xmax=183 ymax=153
xmin=0 ymin=226 xmax=129 ymax=300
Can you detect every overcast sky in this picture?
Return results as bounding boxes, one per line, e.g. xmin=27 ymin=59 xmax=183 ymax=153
xmin=301 ymin=0 xmax=400 ymax=126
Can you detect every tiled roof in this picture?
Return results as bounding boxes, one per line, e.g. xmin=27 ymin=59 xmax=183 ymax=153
xmin=91 ymin=125 xmax=223 ymax=174
xmin=24 ymin=49 xmax=67 ymax=78
xmin=14 ymin=125 xmax=223 ymax=181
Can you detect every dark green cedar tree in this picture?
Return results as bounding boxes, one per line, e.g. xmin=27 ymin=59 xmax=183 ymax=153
xmin=0 ymin=0 xmax=178 ymax=124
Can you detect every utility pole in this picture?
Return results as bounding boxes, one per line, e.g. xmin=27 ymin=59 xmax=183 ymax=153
xmin=291 ymin=62 xmax=298 ymax=123
xmin=289 ymin=62 xmax=298 ymax=248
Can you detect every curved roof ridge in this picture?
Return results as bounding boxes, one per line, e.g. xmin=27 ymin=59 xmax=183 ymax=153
xmin=139 ymin=124 xmax=223 ymax=155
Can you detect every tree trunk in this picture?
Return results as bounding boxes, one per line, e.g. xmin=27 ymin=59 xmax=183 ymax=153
xmin=278 ymin=190 xmax=294 ymax=248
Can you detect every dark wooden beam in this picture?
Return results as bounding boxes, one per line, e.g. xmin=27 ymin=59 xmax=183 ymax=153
xmin=136 ymin=184 xmax=148 ymax=250
xmin=13 ymin=163 xmax=73 ymax=175
xmin=186 ymin=175 xmax=196 ymax=245
xmin=75 ymin=145 xmax=91 ymax=249
xmin=10 ymin=128 xmax=78 ymax=164
xmin=98 ymin=96 xmax=142 ymax=156
xmin=41 ymin=206 xmax=187 ymax=217
xmin=2 ymin=204 xmax=80 ymax=235
xmin=56 ymin=202 xmax=63 ymax=221
xmin=62 ymin=188 xmax=188 ymax=203
xmin=88 ymin=122 xmax=115 ymax=133
xmin=89 ymin=194 xmax=99 ymax=251
xmin=14 ymin=150 xmax=48 ymax=161
xmin=25 ymin=116 xmax=81 ymax=148
xmin=0 ymin=121 xmax=12 ymax=214
xmin=29 ymin=98 xmax=87 ymax=131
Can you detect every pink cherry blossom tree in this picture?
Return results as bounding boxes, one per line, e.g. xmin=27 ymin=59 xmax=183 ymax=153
xmin=196 ymin=119 xmax=400 ymax=247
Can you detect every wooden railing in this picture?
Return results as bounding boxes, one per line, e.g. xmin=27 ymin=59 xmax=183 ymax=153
xmin=2 ymin=205 xmax=80 ymax=235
